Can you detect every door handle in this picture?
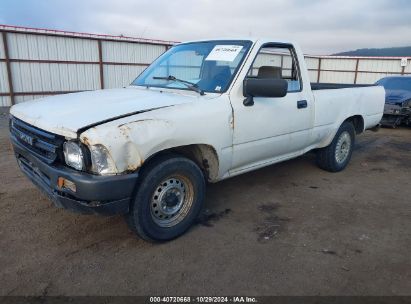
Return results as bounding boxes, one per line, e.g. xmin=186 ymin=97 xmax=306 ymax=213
xmin=297 ymin=100 xmax=308 ymax=109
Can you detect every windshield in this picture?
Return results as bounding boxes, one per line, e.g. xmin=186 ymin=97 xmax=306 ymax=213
xmin=132 ymin=40 xmax=252 ymax=93
xmin=376 ymin=78 xmax=411 ymax=91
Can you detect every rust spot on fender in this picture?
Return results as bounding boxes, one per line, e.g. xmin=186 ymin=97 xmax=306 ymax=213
xmin=126 ymin=161 xmax=141 ymax=172
xmin=118 ymin=126 xmax=130 ymax=140
xmin=124 ymin=155 xmax=144 ymax=172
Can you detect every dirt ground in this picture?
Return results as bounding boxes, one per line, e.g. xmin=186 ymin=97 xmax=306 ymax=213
xmin=0 ymin=111 xmax=410 ymax=296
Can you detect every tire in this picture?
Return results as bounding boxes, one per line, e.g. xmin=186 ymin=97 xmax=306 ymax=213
xmin=316 ymin=121 xmax=355 ymax=172
xmin=126 ymin=155 xmax=205 ymax=242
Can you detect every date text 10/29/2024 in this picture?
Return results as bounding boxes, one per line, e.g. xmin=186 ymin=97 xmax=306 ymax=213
xmin=149 ymin=297 xmax=258 ymax=303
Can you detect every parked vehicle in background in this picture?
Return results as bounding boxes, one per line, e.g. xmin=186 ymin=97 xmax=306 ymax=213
xmin=9 ymin=38 xmax=385 ymax=241
xmin=376 ymin=76 xmax=411 ymax=128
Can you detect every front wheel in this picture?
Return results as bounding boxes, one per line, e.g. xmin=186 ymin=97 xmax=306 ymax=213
xmin=316 ymin=121 xmax=355 ymax=172
xmin=126 ymin=155 xmax=205 ymax=241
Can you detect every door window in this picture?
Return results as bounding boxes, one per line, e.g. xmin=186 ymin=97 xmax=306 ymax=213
xmin=247 ymin=45 xmax=302 ymax=92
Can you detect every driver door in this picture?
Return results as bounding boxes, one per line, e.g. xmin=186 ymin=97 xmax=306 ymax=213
xmin=230 ymin=44 xmax=312 ymax=173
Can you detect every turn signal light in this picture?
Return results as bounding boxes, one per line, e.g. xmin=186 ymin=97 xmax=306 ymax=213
xmin=57 ymin=177 xmax=77 ymax=193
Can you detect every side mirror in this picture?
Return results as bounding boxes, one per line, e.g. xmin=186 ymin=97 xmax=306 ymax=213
xmin=243 ymin=78 xmax=288 ymax=106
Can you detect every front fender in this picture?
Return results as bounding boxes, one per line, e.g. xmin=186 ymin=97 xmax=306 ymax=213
xmin=80 ymin=118 xmax=176 ymax=173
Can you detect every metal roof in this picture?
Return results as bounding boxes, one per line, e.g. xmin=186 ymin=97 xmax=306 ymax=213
xmin=0 ymin=24 xmax=178 ymax=46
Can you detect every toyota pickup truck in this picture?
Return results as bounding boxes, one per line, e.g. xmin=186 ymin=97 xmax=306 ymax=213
xmin=9 ymin=38 xmax=385 ymax=241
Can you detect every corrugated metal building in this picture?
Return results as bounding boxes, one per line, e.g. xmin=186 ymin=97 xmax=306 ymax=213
xmin=0 ymin=25 xmax=175 ymax=106
xmin=305 ymin=55 xmax=410 ymax=84
xmin=1 ymin=25 xmax=410 ymax=107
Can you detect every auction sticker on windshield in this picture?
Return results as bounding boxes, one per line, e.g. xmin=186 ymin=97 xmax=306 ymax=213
xmin=205 ymin=45 xmax=243 ymax=62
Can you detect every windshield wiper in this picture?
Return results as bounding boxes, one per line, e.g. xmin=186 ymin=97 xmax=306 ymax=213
xmin=153 ymin=75 xmax=205 ymax=95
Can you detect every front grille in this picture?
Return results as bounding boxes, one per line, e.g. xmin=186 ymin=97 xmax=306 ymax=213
xmin=10 ymin=116 xmax=65 ymax=164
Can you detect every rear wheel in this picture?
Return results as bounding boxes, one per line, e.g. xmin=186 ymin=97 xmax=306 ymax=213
xmin=126 ymin=155 xmax=205 ymax=241
xmin=316 ymin=121 xmax=355 ymax=172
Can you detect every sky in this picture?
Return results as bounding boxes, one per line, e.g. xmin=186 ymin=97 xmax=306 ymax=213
xmin=0 ymin=0 xmax=410 ymax=54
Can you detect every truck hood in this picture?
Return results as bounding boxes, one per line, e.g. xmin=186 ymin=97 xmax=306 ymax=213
xmin=10 ymin=87 xmax=208 ymax=138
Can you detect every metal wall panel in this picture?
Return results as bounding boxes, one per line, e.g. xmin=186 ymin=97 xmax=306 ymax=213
xmin=282 ymin=55 xmax=293 ymax=69
xmin=253 ymin=53 xmax=282 ymax=68
xmin=11 ymin=62 xmax=100 ymax=92
xmin=103 ymin=65 xmax=146 ymax=89
xmin=0 ymin=62 xmax=9 ymax=93
xmin=0 ymin=35 xmax=5 ymax=59
xmin=308 ymin=70 xmax=318 ymax=82
xmin=7 ymin=33 xmax=99 ymax=61
xmin=404 ymin=59 xmax=411 ymax=73
xmin=358 ymin=59 xmax=402 ymax=73
xmin=321 ymin=58 xmax=357 ymax=71
xmin=15 ymin=95 xmax=48 ymax=104
xmin=319 ymin=71 xmax=355 ymax=84
xmin=102 ymin=41 xmax=166 ymax=63
xmin=0 ymin=96 xmax=11 ymax=107
xmin=304 ymin=57 xmax=319 ymax=70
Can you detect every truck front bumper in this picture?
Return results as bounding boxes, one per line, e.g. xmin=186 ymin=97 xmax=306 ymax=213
xmin=11 ymin=134 xmax=139 ymax=215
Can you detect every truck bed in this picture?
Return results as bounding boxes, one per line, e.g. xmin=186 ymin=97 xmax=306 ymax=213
xmin=311 ymin=83 xmax=376 ymax=90
xmin=311 ymin=85 xmax=385 ymax=147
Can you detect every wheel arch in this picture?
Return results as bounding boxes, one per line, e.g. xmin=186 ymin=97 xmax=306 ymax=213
xmin=142 ymin=144 xmax=220 ymax=182
xmin=318 ymin=114 xmax=364 ymax=149
xmin=345 ymin=115 xmax=365 ymax=134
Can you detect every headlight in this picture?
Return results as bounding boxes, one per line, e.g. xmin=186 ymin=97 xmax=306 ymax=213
xmin=63 ymin=141 xmax=84 ymax=171
xmin=89 ymin=144 xmax=117 ymax=175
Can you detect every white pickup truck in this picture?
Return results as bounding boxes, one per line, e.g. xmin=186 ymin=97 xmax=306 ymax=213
xmin=9 ymin=38 xmax=384 ymax=241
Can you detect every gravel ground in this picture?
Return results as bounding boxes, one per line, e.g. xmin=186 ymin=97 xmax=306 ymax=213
xmin=0 ymin=111 xmax=410 ymax=296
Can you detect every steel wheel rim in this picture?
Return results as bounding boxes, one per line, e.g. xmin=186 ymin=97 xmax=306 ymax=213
xmin=335 ymin=131 xmax=351 ymax=164
xmin=150 ymin=175 xmax=194 ymax=228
